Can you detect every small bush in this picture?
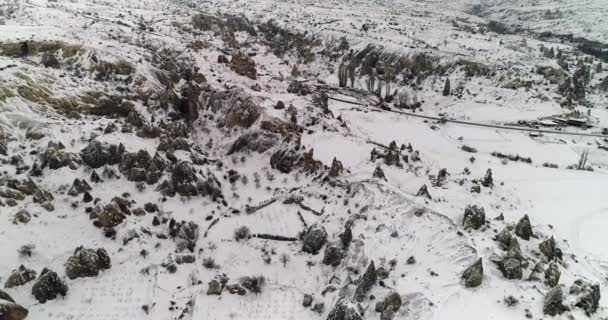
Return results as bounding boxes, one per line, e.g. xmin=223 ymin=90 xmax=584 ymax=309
xmin=242 ymin=275 xmax=265 ymax=294
xmin=234 ymin=226 xmax=252 ymax=241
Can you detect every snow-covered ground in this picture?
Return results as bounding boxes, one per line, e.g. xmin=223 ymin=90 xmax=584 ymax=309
xmin=0 ymin=0 xmax=607 ymax=319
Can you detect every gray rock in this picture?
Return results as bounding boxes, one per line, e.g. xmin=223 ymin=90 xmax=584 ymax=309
xmin=380 ymin=291 xmax=401 ymax=320
xmin=31 ymin=268 xmax=68 ymax=303
xmin=543 ymin=286 xmax=569 ymax=316
xmin=302 ymin=294 xmax=313 ymax=307
xmin=462 ymin=258 xmax=483 ymax=288
xmin=302 ymin=224 xmax=327 ymax=254
xmin=544 ymin=263 xmax=560 ymax=287
xmin=14 ymin=209 xmax=31 ymax=224
xmin=539 ymin=236 xmax=562 ymax=261
xmin=528 ymin=262 xmax=544 ymax=281
xmin=570 ymin=280 xmax=600 ymax=316
xmin=0 ymin=289 xmax=14 ymax=302
xmin=0 ymin=187 xmax=25 ymax=200
xmin=481 ymin=168 xmax=493 ymax=187
xmin=373 ymin=165 xmax=386 ymax=180
xmin=226 ymin=284 xmax=246 ymax=295
xmin=327 ymin=298 xmax=362 ymax=320
xmin=80 ymin=140 xmax=124 ymax=169
xmin=119 ymin=150 xmax=152 ymax=182
xmin=41 ymin=53 xmax=60 ymax=68
xmin=4 ymin=265 xmax=37 ymax=288
xmin=176 ymin=221 xmax=199 ymax=252
xmin=514 ymin=214 xmax=533 ymax=240
xmin=172 ymin=161 xmax=198 ymax=196
xmin=495 ymin=228 xmax=512 ymax=249
xmin=207 ymin=280 xmax=222 ymax=295
xmin=463 ymin=205 xmax=485 ymax=230
xmin=322 ymin=245 xmax=345 ymax=266
xmin=329 ymin=157 xmax=344 ymax=178
xmin=68 ymin=178 xmax=91 ymax=196
xmin=95 ymin=202 xmax=126 ymax=227
xmin=416 ymin=184 xmax=432 ymax=199
xmin=501 ymin=258 xmax=522 ymax=280
xmin=65 ymin=247 xmax=111 ymax=280
xmin=354 ymin=261 xmax=377 ymax=302
xmin=0 ymin=297 xmax=28 ymax=320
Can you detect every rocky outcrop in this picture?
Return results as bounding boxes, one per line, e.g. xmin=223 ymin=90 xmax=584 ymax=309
xmin=539 ymin=236 xmax=562 ymax=261
xmin=230 ymin=52 xmax=257 ymax=80
xmin=31 ymin=268 xmax=68 ymax=303
xmin=329 ymin=157 xmax=344 ymax=178
xmin=416 ymin=184 xmax=431 ymax=200
xmin=65 ymin=247 xmax=111 ymax=279
xmin=68 ymin=178 xmax=92 ymax=196
xmin=0 ymin=290 xmax=28 ymax=320
xmin=354 ymin=261 xmax=377 ymax=302
xmin=176 ymin=221 xmax=199 ymax=252
xmin=270 ymin=144 xmax=324 ymax=174
xmin=570 ymin=280 xmax=600 ymax=316
xmin=41 ymin=141 xmax=80 ymax=170
xmin=95 ymin=201 xmax=130 ymax=228
xmin=481 ymin=168 xmax=493 ymax=187
xmin=80 ymin=140 xmax=124 ymax=169
xmin=4 ymin=265 xmax=37 ymax=288
xmin=462 ymin=258 xmax=483 ymax=288
xmin=514 ymin=214 xmax=532 ymax=240
xmin=544 ymin=263 xmax=560 ymax=287
xmin=379 ymin=291 xmax=402 ymax=320
xmin=327 ymin=298 xmax=362 ymax=320
xmin=463 ymin=205 xmax=485 ymax=230
xmin=543 ymin=286 xmax=569 ymax=316
xmin=322 ymin=244 xmax=345 ymax=266
xmin=302 ymin=224 xmax=327 ymax=254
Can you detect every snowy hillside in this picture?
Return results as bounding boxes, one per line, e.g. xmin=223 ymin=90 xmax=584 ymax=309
xmin=0 ymin=0 xmax=607 ymax=320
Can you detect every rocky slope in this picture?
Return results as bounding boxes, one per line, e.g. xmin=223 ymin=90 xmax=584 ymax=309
xmin=0 ymin=0 xmax=607 ymax=320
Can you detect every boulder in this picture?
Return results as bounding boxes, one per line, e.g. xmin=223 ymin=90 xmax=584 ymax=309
xmin=13 ymin=210 xmax=31 ymax=224
xmin=481 ymin=168 xmax=493 ymax=187
xmin=327 ymin=298 xmax=362 ymax=320
xmin=462 ymin=258 xmax=483 ymax=288
xmin=68 ymin=178 xmax=92 ymax=196
xmin=95 ymin=202 xmax=126 ymax=227
xmin=80 ymin=140 xmax=124 ymax=169
xmin=65 ymin=247 xmax=111 ymax=279
xmin=207 ymin=280 xmax=222 ymax=295
xmin=322 ymin=245 xmax=345 ymax=266
xmin=354 ymin=261 xmax=377 ymax=302
xmin=302 ymin=225 xmax=327 ymax=254
xmin=416 ymin=184 xmax=432 ymax=200
xmin=463 ymin=205 xmax=485 ymax=230
xmin=119 ymin=150 xmax=152 ymax=182
xmin=528 ymin=262 xmax=544 ymax=281
xmin=302 ymin=294 xmax=313 ymax=307
xmin=501 ymin=258 xmax=522 ymax=280
xmin=544 ymin=263 xmax=560 ymax=288
xmin=380 ymin=291 xmax=402 ymax=320
xmin=514 ymin=214 xmax=532 ymax=240
xmin=543 ymin=286 xmax=569 ymax=316
xmin=230 ymin=52 xmax=257 ymax=80
xmin=0 ymin=296 xmax=28 ymax=320
xmin=172 ymin=161 xmax=198 ymax=196
xmin=31 ymin=268 xmax=68 ymax=303
xmin=494 ymin=228 xmax=512 ymax=249
xmin=329 ymin=157 xmax=344 ymax=178
xmin=176 ymin=221 xmax=199 ymax=252
xmin=539 ymin=236 xmax=562 ymax=261
xmin=41 ymin=53 xmax=60 ymax=68
xmin=570 ymin=280 xmax=600 ymax=316
xmin=4 ymin=265 xmax=37 ymax=288
xmin=373 ymin=165 xmax=386 ymax=180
